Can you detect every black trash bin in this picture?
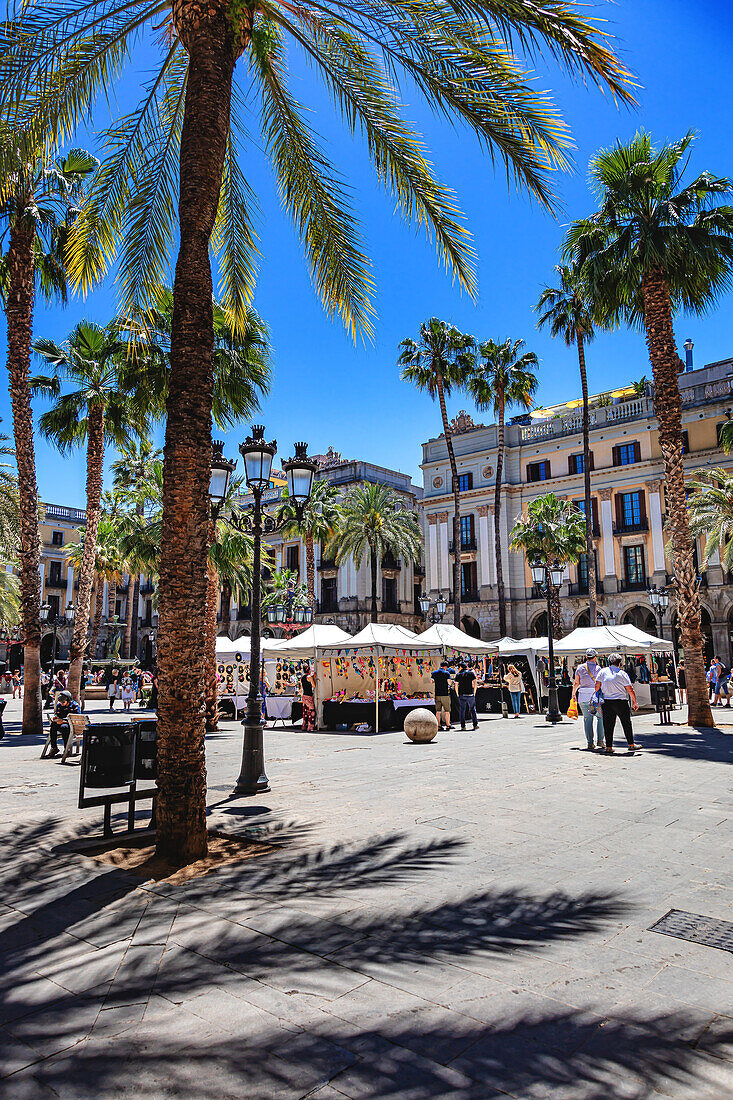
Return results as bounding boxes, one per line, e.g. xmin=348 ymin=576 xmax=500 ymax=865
xmin=83 ymin=723 xmax=136 ymax=788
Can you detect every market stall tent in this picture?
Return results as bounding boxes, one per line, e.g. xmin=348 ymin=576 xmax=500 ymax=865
xmin=321 ymin=622 xmax=441 ymax=732
xmin=263 ymin=624 xmax=353 ymax=727
xmin=215 ymin=635 xmax=251 ymax=661
xmin=415 ymin=623 xmax=498 ymax=654
xmin=547 ymin=625 xmax=669 ymax=655
xmin=262 ymin=623 xmax=352 ymax=658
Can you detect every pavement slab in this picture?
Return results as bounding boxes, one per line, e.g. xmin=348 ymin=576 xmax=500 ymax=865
xmin=1 ymin=698 xmax=733 ymax=1097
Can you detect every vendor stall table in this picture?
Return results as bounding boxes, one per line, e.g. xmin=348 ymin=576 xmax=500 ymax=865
xmin=323 ymin=700 xmax=393 ymax=731
xmin=265 ymin=695 xmax=297 ymax=722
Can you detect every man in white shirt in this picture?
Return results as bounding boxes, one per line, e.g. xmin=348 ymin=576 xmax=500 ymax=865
xmin=595 ymin=652 xmax=639 ymax=754
xmin=572 ymin=648 xmax=604 ymax=750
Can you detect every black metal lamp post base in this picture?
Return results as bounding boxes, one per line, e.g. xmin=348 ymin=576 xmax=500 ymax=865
xmin=233 ymin=718 xmax=270 ymax=795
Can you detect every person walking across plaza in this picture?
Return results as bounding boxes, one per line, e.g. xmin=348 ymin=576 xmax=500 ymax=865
xmin=107 ymin=672 xmax=118 ymax=710
xmin=300 ymin=666 xmax=316 ymax=732
xmin=595 ymin=652 xmax=639 ymax=753
xmin=503 ymin=664 xmax=524 ymax=718
xmin=572 ymin=648 xmax=604 ymax=750
xmin=677 ymin=658 xmax=686 ymax=706
xmin=712 ymin=656 xmax=731 ymax=708
xmin=12 ymin=670 xmax=21 ymax=699
xmin=456 ymin=663 xmax=479 ymax=731
xmin=120 ymin=675 xmax=135 ymax=711
xmin=431 ymin=659 xmax=453 ymax=731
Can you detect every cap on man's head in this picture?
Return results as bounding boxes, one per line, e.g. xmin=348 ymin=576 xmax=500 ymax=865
xmin=586 ymin=648 xmax=597 ymax=658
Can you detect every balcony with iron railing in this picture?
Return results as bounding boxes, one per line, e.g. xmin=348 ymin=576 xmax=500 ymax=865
xmin=449 ymin=538 xmax=477 ymax=553
xmin=316 ymin=597 xmax=339 ymax=614
xmin=460 ymin=589 xmax=480 ymax=603
xmin=140 ymin=581 xmax=155 ymax=596
xmin=317 ymin=558 xmax=338 ymax=572
xmin=381 ymin=554 xmax=401 ymax=571
xmin=568 ymin=580 xmax=605 ymax=597
xmin=518 ymin=376 xmax=733 ymax=446
xmin=613 ymin=519 xmax=649 ymax=535
xmin=619 ymin=577 xmax=647 ymax=592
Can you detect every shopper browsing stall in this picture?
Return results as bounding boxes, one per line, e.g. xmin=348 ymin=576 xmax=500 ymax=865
xmin=431 ymin=660 xmax=453 ymax=731
xmin=572 ymin=648 xmax=604 ymax=750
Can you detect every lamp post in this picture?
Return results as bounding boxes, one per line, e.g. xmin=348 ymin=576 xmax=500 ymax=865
xmin=530 ymin=558 xmax=564 ymax=723
xmin=40 ymin=601 xmax=75 ymax=707
xmin=648 ymin=584 xmax=670 ymax=641
xmin=265 ymin=576 xmax=313 ymax=639
xmin=418 ymin=591 xmax=448 ymax=625
xmin=210 ymin=429 xmax=316 ymax=795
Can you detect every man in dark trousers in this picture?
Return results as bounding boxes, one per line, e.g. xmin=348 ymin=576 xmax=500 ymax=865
xmin=431 ymin=660 xmax=453 ymax=731
xmin=456 ymin=663 xmax=479 ymax=731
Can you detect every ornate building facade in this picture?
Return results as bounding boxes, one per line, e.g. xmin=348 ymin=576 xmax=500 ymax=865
xmin=421 ymin=354 xmax=733 ymax=662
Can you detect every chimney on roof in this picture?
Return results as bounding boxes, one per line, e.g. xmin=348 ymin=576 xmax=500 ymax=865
xmin=683 ymin=338 xmax=694 ymax=372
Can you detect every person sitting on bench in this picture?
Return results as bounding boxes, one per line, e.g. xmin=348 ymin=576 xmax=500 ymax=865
xmin=47 ymin=690 xmax=80 ymax=757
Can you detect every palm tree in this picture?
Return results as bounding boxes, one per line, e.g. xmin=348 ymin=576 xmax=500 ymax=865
xmin=327 ymin=483 xmax=421 ymax=621
xmin=205 ymin=521 xmax=255 ymax=729
xmin=565 ymin=132 xmax=733 ymax=729
xmin=67 ymin=516 xmax=126 ymax=659
xmin=33 ymin=321 xmax=143 ymax=699
xmin=112 ymin=439 xmax=163 ymax=660
xmin=0 ymin=130 xmax=97 ymax=735
xmin=509 ymin=493 xmax=586 ymax=637
xmin=399 ymin=319 xmax=475 ymax=626
xmin=466 ymin=338 xmax=538 ymax=636
xmin=536 ymin=264 xmax=597 ymax=622
xmin=276 ymin=478 xmax=342 ymax=610
xmin=1 ymin=5 xmax=633 ymax=861
xmin=687 ymin=469 xmax=733 ymax=575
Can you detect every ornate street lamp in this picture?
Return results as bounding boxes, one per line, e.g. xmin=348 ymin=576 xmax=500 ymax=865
xmin=41 ymin=600 xmax=75 ymax=706
xmin=648 ymin=584 xmax=670 ymax=640
xmin=419 ymin=591 xmax=448 ymax=625
xmin=210 ymin=430 xmax=315 ymax=796
xmin=531 ymin=558 xmax=564 ymax=723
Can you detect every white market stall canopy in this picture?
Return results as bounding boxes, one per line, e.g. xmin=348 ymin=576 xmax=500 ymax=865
xmin=496 ymin=636 xmax=549 ymax=654
xmin=545 ymin=625 xmax=670 ymax=655
xmin=262 ymin=624 xmax=352 ymax=659
xmin=322 ymin=622 xmax=441 ymax=655
xmin=215 ymin=636 xmax=251 ymax=661
xmin=415 ymin=623 xmax=498 ymax=655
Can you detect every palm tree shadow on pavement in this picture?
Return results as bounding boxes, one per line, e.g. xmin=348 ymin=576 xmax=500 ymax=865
xmin=3 ymin=819 xmax=732 ymax=1097
xmin=639 ymin=724 xmax=733 ymax=764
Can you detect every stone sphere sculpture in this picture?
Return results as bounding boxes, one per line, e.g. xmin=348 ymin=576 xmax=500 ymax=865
xmin=404 ymin=707 xmax=439 ymax=743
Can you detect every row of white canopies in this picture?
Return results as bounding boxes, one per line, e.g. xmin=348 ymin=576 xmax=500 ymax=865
xmin=215 ymin=620 xmax=671 ymax=664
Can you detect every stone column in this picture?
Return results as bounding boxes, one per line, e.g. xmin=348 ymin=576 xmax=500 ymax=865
xmin=477 ymin=505 xmax=492 ymax=587
xmin=599 ymin=487 xmax=617 ymax=592
xmin=102 ymin=581 xmax=109 ymax=617
xmin=427 ymin=514 xmax=439 ymax=593
xmin=65 ymin=565 xmax=74 ymax=608
xmin=438 ymin=511 xmax=450 ymax=593
xmin=647 ymin=479 xmax=666 ymax=578
xmin=39 ymin=563 xmax=45 ymax=603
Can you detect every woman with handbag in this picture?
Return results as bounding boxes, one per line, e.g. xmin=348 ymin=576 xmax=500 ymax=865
xmin=572 ymin=649 xmax=604 ymax=751
xmin=595 ymin=652 xmax=639 ymax=754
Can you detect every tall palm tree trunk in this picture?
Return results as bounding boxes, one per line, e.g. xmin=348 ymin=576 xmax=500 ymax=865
xmin=123 ymin=573 xmax=136 ymax=658
xmin=156 ymin=11 xmax=236 ymax=863
xmin=68 ymin=405 xmax=104 ymax=699
xmin=221 ymin=579 xmax=232 ymax=634
xmin=577 ymin=334 xmax=596 ymax=622
xmin=370 ymin=548 xmax=379 ymax=621
xmin=88 ymin=579 xmax=102 ymax=660
xmin=436 ymin=378 xmax=461 ymax=627
xmin=5 ymin=223 xmax=43 ymax=735
xmin=128 ymin=499 xmax=144 ymax=660
xmin=107 ymin=578 xmax=118 ymax=651
xmin=494 ymin=397 xmax=506 ymax=636
xmin=205 ymin=520 xmax=219 ymax=731
xmin=127 ymin=573 xmax=141 ymax=659
xmin=305 ymin=533 xmax=315 ymax=608
xmin=642 ymin=269 xmax=713 ymax=728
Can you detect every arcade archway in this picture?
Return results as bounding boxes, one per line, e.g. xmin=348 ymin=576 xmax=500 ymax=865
xmin=621 ymin=605 xmax=658 ymax=634
xmin=531 ymin=611 xmax=548 ymax=638
xmin=461 ymin=615 xmax=481 ymax=639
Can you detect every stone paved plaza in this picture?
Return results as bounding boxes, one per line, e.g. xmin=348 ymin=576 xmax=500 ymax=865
xmin=1 ymin=696 xmax=732 ymax=1098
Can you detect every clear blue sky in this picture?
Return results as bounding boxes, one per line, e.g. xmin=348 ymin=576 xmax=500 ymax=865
xmin=3 ymin=0 xmax=732 ymax=507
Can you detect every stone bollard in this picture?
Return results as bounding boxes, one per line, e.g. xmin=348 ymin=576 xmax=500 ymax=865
xmin=404 ymin=707 xmax=438 ymax=743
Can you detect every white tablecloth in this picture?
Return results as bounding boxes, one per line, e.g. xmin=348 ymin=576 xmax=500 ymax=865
xmin=266 ymin=695 xmax=297 ymax=720
xmin=391 ymin=698 xmax=434 ymax=709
